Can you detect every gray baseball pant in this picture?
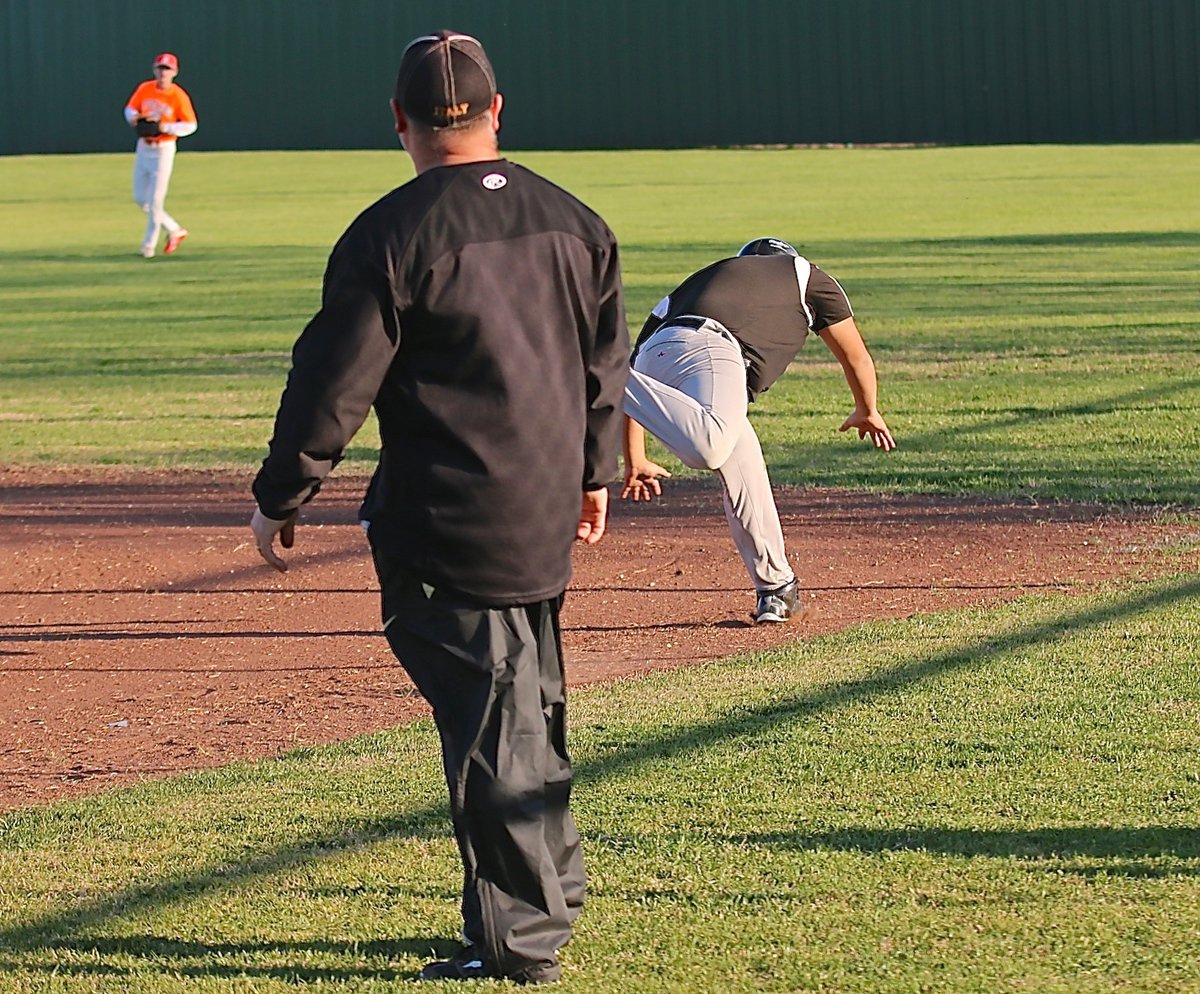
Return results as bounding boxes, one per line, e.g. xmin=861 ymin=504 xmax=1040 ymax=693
xmin=624 ymin=319 xmax=794 ymax=592
xmin=370 ymin=545 xmax=584 ymax=978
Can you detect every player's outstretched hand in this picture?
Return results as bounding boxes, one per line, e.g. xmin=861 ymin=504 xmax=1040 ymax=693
xmin=250 ymin=507 xmax=297 ymax=572
xmin=839 ymin=410 xmax=896 ymax=452
xmin=576 ymin=487 xmax=609 ymax=545
xmin=621 ymin=459 xmax=672 ymax=501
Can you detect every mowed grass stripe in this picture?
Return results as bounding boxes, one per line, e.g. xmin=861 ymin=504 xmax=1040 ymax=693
xmin=1 ymin=579 xmax=1198 ymax=992
xmin=1 ymin=146 xmax=1198 ymax=500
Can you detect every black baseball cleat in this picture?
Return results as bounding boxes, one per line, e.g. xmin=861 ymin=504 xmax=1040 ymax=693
xmin=419 ymin=945 xmax=490 ymax=981
xmin=419 ymin=945 xmax=561 ymax=984
xmin=752 ymin=580 xmax=807 ymax=624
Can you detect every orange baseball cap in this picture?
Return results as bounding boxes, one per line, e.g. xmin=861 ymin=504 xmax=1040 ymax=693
xmin=154 ymin=52 xmax=179 ymax=71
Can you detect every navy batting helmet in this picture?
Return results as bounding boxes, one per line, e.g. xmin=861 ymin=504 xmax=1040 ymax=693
xmin=737 ymin=237 xmax=799 ymax=258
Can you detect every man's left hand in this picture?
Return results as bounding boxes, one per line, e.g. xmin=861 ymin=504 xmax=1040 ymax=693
xmin=250 ymin=508 xmax=297 ymax=572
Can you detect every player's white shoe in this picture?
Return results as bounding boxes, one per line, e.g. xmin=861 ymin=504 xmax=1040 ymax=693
xmin=164 ymin=228 xmax=189 ymax=254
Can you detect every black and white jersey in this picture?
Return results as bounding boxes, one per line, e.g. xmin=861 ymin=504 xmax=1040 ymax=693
xmin=632 ymin=254 xmax=853 ymax=400
xmin=254 ymin=159 xmax=630 ymax=605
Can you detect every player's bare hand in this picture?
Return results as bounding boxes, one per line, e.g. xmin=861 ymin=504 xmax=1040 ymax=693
xmin=839 ymin=411 xmax=896 ymax=451
xmin=250 ymin=507 xmax=297 ymax=572
xmin=620 ymin=460 xmax=672 ymax=501
xmin=576 ymin=487 xmax=609 ymax=545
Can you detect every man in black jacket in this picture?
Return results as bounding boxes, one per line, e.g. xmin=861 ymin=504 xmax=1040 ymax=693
xmin=250 ymin=30 xmax=630 ymax=984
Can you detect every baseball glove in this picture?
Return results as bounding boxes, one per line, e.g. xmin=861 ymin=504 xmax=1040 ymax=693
xmin=135 ymin=118 xmax=162 ymax=138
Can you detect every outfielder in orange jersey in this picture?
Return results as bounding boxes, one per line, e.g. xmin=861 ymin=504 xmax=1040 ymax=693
xmin=123 ymin=53 xmax=197 ymax=258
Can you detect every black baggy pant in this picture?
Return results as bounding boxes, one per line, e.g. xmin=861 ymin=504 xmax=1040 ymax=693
xmin=372 ymin=547 xmax=585 ymax=976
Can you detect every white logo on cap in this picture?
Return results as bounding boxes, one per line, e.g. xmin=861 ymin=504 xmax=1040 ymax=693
xmin=481 ymin=173 xmax=507 ymax=191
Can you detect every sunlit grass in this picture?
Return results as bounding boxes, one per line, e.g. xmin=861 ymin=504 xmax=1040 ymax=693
xmin=2 ymin=578 xmax=1199 ymax=992
xmin=1 ymin=146 xmax=1198 ymax=501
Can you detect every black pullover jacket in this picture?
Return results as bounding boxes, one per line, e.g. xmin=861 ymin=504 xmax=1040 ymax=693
xmin=254 ymin=159 xmax=630 ymax=605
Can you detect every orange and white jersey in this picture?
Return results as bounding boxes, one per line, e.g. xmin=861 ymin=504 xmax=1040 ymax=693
xmin=124 ymin=81 xmax=197 ymax=142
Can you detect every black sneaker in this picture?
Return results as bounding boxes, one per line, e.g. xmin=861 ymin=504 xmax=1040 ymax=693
xmin=419 ymin=945 xmax=561 ymax=984
xmin=752 ymin=580 xmax=805 ymax=624
xmin=419 ymin=946 xmax=490 ymax=981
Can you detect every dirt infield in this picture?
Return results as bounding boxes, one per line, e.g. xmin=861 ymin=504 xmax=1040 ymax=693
xmin=2 ymin=468 xmax=1197 ymax=811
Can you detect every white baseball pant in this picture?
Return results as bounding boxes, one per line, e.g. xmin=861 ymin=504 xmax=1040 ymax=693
xmin=624 ymin=318 xmax=795 ymax=592
xmin=132 ymin=139 xmax=182 ymax=253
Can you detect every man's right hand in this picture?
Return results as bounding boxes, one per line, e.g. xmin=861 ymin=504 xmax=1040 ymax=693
xmin=621 ymin=459 xmax=672 ymax=501
xmin=250 ymin=508 xmax=296 ymax=572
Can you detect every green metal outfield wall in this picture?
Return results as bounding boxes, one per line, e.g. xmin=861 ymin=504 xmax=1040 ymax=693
xmin=2 ymin=0 xmax=1198 ymax=154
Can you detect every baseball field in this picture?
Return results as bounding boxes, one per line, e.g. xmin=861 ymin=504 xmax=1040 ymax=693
xmin=1 ymin=145 xmax=1199 ymax=991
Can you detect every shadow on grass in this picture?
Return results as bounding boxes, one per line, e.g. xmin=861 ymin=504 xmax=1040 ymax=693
xmin=620 ymin=231 xmax=1200 ymax=262
xmin=568 ymin=574 xmax=1200 ymax=783
xmin=0 ymin=933 xmax=440 ymax=984
xmin=741 ymin=826 xmax=1200 ymax=879
xmin=2 ymin=574 xmax=1199 ymax=974
xmin=0 ymin=804 xmax=451 ymax=965
xmin=766 ymin=374 xmax=1200 ymax=474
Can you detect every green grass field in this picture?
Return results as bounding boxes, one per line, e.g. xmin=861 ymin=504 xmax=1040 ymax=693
xmin=1 ymin=145 xmax=1198 ymax=501
xmin=2 ymin=582 xmax=1198 ymax=992
xmin=2 ymin=146 xmax=1199 ymax=992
